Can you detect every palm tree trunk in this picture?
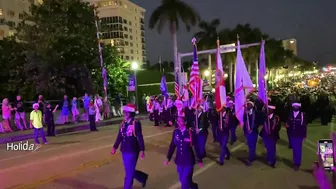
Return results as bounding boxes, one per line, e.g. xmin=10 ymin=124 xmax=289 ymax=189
xmin=172 ymin=22 xmax=181 ymax=95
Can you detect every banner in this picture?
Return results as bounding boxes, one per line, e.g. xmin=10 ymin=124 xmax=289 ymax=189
xmin=128 ymin=74 xmax=136 ymax=91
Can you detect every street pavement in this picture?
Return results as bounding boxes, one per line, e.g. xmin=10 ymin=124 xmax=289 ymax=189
xmin=0 ymin=119 xmax=328 ymax=189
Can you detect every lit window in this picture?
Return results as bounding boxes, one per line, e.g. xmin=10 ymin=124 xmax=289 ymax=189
xmin=0 ymin=9 xmax=3 ymax=16
xmin=7 ymin=10 xmax=15 ymax=17
xmin=8 ymin=31 xmax=14 ymax=36
xmin=290 ymin=40 xmax=295 ymax=44
xmin=38 ymin=0 xmax=43 ymax=4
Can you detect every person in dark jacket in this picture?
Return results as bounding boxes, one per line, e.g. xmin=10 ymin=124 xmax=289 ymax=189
xmin=227 ymin=101 xmax=239 ymax=145
xmin=165 ymin=116 xmax=202 ymax=189
xmin=218 ymin=108 xmax=232 ymax=165
xmin=196 ymin=106 xmax=209 ymax=158
xmin=259 ymin=105 xmax=281 ymax=168
xmin=111 ymin=103 xmax=148 ymax=189
xmin=243 ymin=101 xmax=262 ymax=166
xmin=88 ymin=101 xmax=98 ymax=132
xmin=44 ymin=102 xmax=58 ymax=136
xmin=286 ymin=102 xmax=307 ymax=171
xmin=208 ymin=108 xmax=219 ymax=142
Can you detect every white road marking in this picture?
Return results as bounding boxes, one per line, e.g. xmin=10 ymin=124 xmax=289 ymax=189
xmin=0 ymin=130 xmax=173 ymax=173
xmin=168 ymin=143 xmax=244 ymax=189
xmin=0 ymin=124 xmax=158 ymax=162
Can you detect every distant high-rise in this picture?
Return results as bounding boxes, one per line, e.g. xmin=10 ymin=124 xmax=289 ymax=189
xmin=84 ymin=0 xmax=147 ymax=64
xmin=0 ymin=0 xmax=42 ymax=40
xmin=282 ymin=38 xmax=297 ymax=56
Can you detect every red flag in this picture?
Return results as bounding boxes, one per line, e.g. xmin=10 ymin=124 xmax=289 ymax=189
xmin=215 ymin=39 xmax=227 ymax=112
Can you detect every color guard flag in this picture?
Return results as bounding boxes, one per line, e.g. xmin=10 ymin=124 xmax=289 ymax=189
xmin=189 ymin=38 xmax=203 ymax=109
xmin=258 ymin=40 xmax=268 ymax=105
xmin=160 ymin=75 xmax=169 ymax=97
xmin=215 ymin=39 xmax=227 ymax=112
xmin=181 ymin=72 xmax=189 ymax=102
xmin=234 ymin=40 xmax=254 ymax=125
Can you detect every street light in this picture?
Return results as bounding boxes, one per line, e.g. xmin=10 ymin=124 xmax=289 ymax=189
xmin=224 ymin=73 xmax=228 ymax=78
xmin=203 ymin=70 xmax=210 ymax=77
xmin=131 ymin=61 xmax=139 ymax=112
xmin=131 ymin=61 xmax=139 ymax=70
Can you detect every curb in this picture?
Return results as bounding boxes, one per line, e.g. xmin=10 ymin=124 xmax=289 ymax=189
xmin=0 ymin=115 xmax=148 ymax=144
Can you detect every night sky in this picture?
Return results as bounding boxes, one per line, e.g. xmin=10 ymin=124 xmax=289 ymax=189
xmin=132 ymin=0 xmax=336 ymax=66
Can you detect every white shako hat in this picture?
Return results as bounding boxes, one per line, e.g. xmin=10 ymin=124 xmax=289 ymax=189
xmin=292 ymin=102 xmax=301 ymax=107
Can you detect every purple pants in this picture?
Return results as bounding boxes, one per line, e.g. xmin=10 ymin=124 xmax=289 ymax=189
xmin=34 ymin=128 xmax=47 ymax=144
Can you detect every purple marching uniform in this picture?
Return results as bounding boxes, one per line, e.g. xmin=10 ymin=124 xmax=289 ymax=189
xmin=113 ymin=119 xmax=148 ymax=188
xmin=227 ymin=102 xmax=239 ymax=145
xmin=259 ymin=105 xmax=281 ymax=167
xmin=243 ymin=101 xmax=262 ymax=166
xmin=164 ymin=98 xmax=173 ymax=126
xmin=196 ymin=110 xmax=209 ymax=158
xmin=166 ymin=128 xmax=202 ymax=189
xmin=208 ymin=108 xmax=219 ymax=142
xmin=153 ymin=100 xmax=161 ymax=126
xmin=286 ymin=102 xmax=307 ymax=171
xmin=218 ymin=109 xmax=232 ymax=165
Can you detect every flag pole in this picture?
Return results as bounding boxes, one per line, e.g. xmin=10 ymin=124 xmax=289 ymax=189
xmin=217 ymin=37 xmax=223 ymax=131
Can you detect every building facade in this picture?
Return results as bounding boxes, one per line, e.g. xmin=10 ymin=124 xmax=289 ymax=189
xmin=0 ymin=0 xmax=42 ymax=40
xmin=282 ymin=38 xmax=297 ymax=56
xmin=85 ymin=0 xmax=146 ymax=64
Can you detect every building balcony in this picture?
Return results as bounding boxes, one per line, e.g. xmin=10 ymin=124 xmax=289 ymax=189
xmin=140 ymin=18 xmax=144 ymax=24
xmin=142 ymin=45 xmax=145 ymax=50
xmin=140 ymin=25 xmax=145 ymax=31
xmin=141 ymin=31 xmax=145 ymax=37
xmin=142 ymin=38 xmax=145 ymax=43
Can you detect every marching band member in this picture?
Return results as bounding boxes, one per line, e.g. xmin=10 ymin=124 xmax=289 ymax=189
xmin=111 ymin=103 xmax=148 ymax=189
xmin=259 ymin=105 xmax=281 ymax=168
xmin=146 ymin=97 xmax=154 ymax=121
xmin=159 ymin=98 xmax=164 ymax=123
xmin=172 ymin=99 xmax=185 ymax=127
xmin=153 ymin=97 xmax=161 ymax=126
xmin=286 ymin=102 xmax=307 ymax=171
xmin=165 ymin=116 xmax=202 ymax=189
xmin=208 ymin=107 xmax=219 ymax=142
xmin=227 ymin=100 xmax=239 ymax=145
xmin=243 ymin=101 xmax=262 ymax=166
xmin=218 ymin=107 xmax=231 ymax=165
xmin=164 ymin=96 xmax=174 ymax=127
xmin=185 ymin=98 xmax=195 ymax=129
xmin=196 ymin=105 xmax=209 ymax=158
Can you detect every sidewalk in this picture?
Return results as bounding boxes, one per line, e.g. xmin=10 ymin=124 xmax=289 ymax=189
xmin=0 ymin=114 xmax=148 ymax=144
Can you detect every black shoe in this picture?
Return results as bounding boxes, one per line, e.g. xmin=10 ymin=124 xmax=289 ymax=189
xmin=225 ymin=156 xmax=230 ymax=160
xmin=218 ymin=162 xmax=224 ymax=166
xmin=268 ymin=162 xmax=275 ymax=168
xmin=142 ymin=174 xmax=148 ymax=188
xmin=293 ymin=165 xmax=300 ymax=171
xmin=246 ymin=160 xmax=252 ymax=166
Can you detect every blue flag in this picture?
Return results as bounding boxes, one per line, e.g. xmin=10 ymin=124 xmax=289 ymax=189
xmin=160 ymin=75 xmax=169 ymax=97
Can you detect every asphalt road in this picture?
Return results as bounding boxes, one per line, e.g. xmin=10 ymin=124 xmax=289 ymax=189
xmin=0 ymin=120 xmax=324 ymax=189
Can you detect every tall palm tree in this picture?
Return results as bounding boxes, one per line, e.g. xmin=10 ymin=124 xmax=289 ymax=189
xmin=149 ymin=0 xmax=200 ymax=89
xmin=194 ymin=18 xmax=220 ymax=50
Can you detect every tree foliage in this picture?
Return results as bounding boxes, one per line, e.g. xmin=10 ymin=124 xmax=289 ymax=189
xmin=93 ymin=46 xmax=129 ymax=96
xmin=148 ymin=0 xmax=200 ymax=32
xmin=0 ymin=0 xmax=128 ymax=99
xmin=15 ymin=0 xmax=99 ymax=97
